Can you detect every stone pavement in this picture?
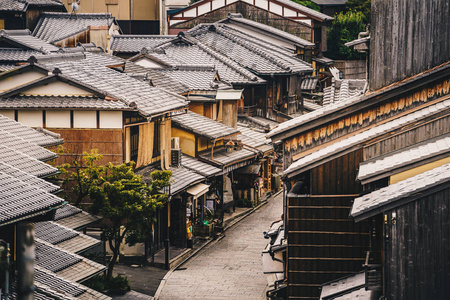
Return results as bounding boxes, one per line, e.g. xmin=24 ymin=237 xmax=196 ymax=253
xmin=156 ymin=191 xmax=283 ymax=300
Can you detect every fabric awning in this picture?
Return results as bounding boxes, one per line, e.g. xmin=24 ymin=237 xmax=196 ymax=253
xmin=216 ymin=89 xmax=243 ymax=100
xmin=186 ymin=183 xmax=209 ymax=199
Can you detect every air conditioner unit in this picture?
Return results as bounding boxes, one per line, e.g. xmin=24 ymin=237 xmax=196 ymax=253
xmin=171 ymin=149 xmax=182 ymax=167
xmin=171 ymin=137 xmax=180 ymax=149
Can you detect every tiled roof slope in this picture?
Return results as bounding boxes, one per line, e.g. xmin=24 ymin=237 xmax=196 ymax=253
xmin=181 ymin=154 xmax=222 ymax=177
xmin=0 ymin=161 xmax=60 ymax=193
xmin=54 ymin=204 xmax=101 ymax=230
xmin=323 ymin=79 xmax=366 ymax=106
xmin=153 ymin=36 xmax=265 ymax=85
xmin=35 ymin=221 xmax=100 ymax=254
xmin=110 ymin=35 xmax=176 ymax=53
xmin=357 ymin=134 xmax=450 ymax=183
xmin=0 ymin=114 xmax=63 ymax=147
xmin=35 ymin=238 xmax=106 ymax=282
xmin=124 ymin=62 xmax=190 ymax=94
xmin=34 ymin=266 xmax=112 ymax=300
xmin=189 ymin=24 xmax=313 ymax=75
xmin=0 ymin=144 xmax=59 ymax=178
xmin=39 ymin=60 xmax=187 ymax=117
xmin=159 ymin=66 xmax=219 ymax=91
xmin=27 ymin=0 xmax=64 ymax=6
xmin=0 ymin=29 xmax=60 ymax=52
xmin=169 ymin=166 xmax=206 ymax=195
xmin=33 ymin=13 xmax=115 ymax=43
xmin=0 ymin=49 xmax=42 ymax=63
xmin=0 ymin=95 xmax=130 ymax=110
xmin=237 ymin=124 xmax=273 ymax=153
xmin=351 ymin=163 xmax=450 ymax=221
xmin=172 ymin=110 xmax=240 ymax=139
xmin=0 ymin=170 xmax=64 ymax=226
xmin=220 ymin=14 xmax=315 ymax=48
xmin=199 ymin=146 xmax=257 ymax=167
xmin=276 ymin=0 xmax=334 ymax=21
xmin=0 ymin=0 xmax=26 ymax=12
xmin=284 ymin=98 xmax=450 ymax=178
xmin=0 ymin=129 xmax=57 ymax=161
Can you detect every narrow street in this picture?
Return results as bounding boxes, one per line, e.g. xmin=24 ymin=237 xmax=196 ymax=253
xmin=158 ymin=192 xmax=283 ymax=300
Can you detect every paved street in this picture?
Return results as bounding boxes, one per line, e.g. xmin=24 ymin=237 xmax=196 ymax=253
xmin=158 ymin=192 xmax=283 ymax=300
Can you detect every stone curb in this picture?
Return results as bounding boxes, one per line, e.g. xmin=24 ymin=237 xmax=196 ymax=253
xmin=153 ymin=190 xmax=282 ymax=299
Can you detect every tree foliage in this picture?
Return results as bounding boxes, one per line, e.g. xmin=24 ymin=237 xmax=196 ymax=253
xmin=291 ymin=0 xmax=320 ymax=12
xmin=326 ymin=10 xmax=367 ymax=60
xmin=346 ymin=0 xmax=371 ymax=22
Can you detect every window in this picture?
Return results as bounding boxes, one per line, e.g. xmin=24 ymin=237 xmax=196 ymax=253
xmin=153 ymin=121 xmax=160 ymax=157
xmin=130 ymin=126 xmax=139 ymax=163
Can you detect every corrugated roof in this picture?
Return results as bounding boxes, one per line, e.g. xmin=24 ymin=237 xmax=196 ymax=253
xmin=33 ymin=13 xmax=115 ymax=43
xmin=351 ymin=163 xmax=450 ymax=221
xmin=181 ymin=154 xmax=222 ymax=177
xmin=172 ymin=110 xmax=240 ymax=139
xmin=284 ymin=98 xmax=450 ymax=178
xmin=110 ymin=35 xmax=176 ymax=53
xmin=357 ymin=134 xmax=450 ymax=183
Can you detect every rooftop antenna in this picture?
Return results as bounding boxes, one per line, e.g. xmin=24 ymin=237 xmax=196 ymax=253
xmin=71 ymin=0 xmax=80 ymax=19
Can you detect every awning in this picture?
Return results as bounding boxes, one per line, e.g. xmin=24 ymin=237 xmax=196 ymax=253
xmin=237 ymin=164 xmax=261 ymax=175
xmin=216 ymin=89 xmax=243 ymax=100
xmin=186 ymin=183 xmax=209 ymax=199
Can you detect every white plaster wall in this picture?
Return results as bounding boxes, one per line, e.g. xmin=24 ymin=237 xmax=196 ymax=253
xmin=183 ymin=7 xmax=197 ymax=17
xmin=198 ymin=3 xmax=210 ymax=15
xmin=23 ymin=81 xmax=94 ymax=96
xmin=99 ymin=111 xmax=123 ymax=129
xmin=255 ymin=0 xmax=268 ymax=9
xmin=242 ymin=0 xmax=253 ymax=5
xmin=18 ymin=111 xmax=43 ymax=128
xmin=46 ymin=110 xmax=71 ymax=128
xmin=73 ymin=111 xmax=97 ymax=128
xmin=0 ymin=71 xmax=46 ymax=92
xmin=212 ymin=0 xmax=225 ymax=10
xmin=135 ymin=58 xmax=165 ymax=69
xmin=0 ymin=110 xmax=15 ymax=120
xmin=270 ymin=3 xmax=282 ymax=15
xmin=283 ymin=7 xmax=297 ymax=17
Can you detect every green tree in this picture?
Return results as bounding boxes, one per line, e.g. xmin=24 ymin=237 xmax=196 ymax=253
xmin=88 ymin=161 xmax=172 ymax=280
xmin=291 ymin=0 xmax=320 ymax=12
xmin=346 ymin=0 xmax=371 ymax=21
xmin=326 ymin=11 xmax=367 ymax=60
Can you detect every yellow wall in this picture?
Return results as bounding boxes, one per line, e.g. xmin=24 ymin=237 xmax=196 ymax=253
xmin=63 ymin=0 xmax=159 ymax=20
xmin=171 ymin=127 xmax=195 ymax=157
xmin=390 ymin=157 xmax=450 ymax=184
xmin=198 ymin=137 xmax=211 ymax=152
xmin=189 ymin=103 xmax=204 ymax=116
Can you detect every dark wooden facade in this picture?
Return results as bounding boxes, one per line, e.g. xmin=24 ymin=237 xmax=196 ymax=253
xmin=369 ymin=0 xmax=450 ymax=91
xmin=286 ymin=150 xmax=370 ymax=299
xmin=169 ymin=1 xmax=312 ymax=41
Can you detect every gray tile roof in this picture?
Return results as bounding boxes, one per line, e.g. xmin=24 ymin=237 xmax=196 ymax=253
xmin=54 ymin=204 xmax=101 ymax=230
xmin=0 ymin=29 xmax=60 ymax=52
xmin=284 ymin=99 xmax=450 ymax=178
xmin=124 ymin=61 xmax=190 ymax=94
xmin=159 ymin=66 xmax=219 ymax=91
xmin=300 ymin=76 xmax=319 ymax=90
xmin=0 ymin=64 xmax=18 ymax=72
xmin=27 ymin=0 xmax=64 ymax=6
xmin=0 ymin=144 xmax=59 ymax=178
xmin=0 ymin=95 xmax=130 ymax=110
xmin=312 ymin=0 xmax=347 ymax=5
xmin=357 ymin=134 xmax=450 ymax=184
xmin=238 ymin=115 xmax=280 ymax=131
xmin=221 ymin=14 xmax=315 ymax=48
xmin=0 ymin=49 xmax=42 ymax=62
xmin=237 ymin=124 xmax=273 ymax=153
xmin=323 ymin=79 xmax=366 ymax=106
xmin=169 ymin=166 xmax=206 ymax=195
xmin=0 ymin=114 xmax=63 ymax=147
xmin=110 ymin=35 xmax=176 ymax=53
xmin=38 ymin=60 xmax=187 ymax=118
xmin=0 ymin=170 xmax=64 ymax=226
xmin=35 ymin=221 xmax=101 ymax=254
xmin=0 ymin=0 xmax=26 ymax=12
xmin=0 ymin=129 xmax=58 ymax=161
xmin=0 ymin=161 xmax=60 ymax=193
xmin=33 ymin=13 xmax=115 ymax=43
xmin=8 ymin=281 xmax=75 ymax=300
xmin=189 ymin=25 xmax=313 ymax=75
xmin=172 ymin=110 xmax=240 ymax=139
xmin=303 ymin=99 xmax=322 ymax=111
xmin=351 ymin=163 xmax=450 ymax=221
xmin=181 ymin=154 xmax=222 ymax=177
xmin=34 ymin=266 xmax=112 ymax=300
xmin=35 ymin=238 xmax=106 ymax=282
xmin=199 ymin=146 xmax=257 ymax=167
xmin=154 ymin=37 xmax=265 ymax=85
xmin=276 ymin=0 xmax=334 ymax=21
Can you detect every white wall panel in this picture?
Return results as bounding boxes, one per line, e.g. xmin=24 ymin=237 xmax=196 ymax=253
xmin=255 ymin=0 xmax=268 ymax=10
xmin=198 ymin=3 xmax=210 ymax=15
xmin=212 ymin=0 xmax=225 ymax=10
xmin=46 ymin=110 xmax=71 ymax=128
xmin=24 ymin=81 xmax=94 ymax=96
xmin=99 ymin=111 xmax=123 ymax=129
xmin=74 ymin=111 xmax=97 ymax=128
xmin=270 ymin=3 xmax=282 ymax=15
xmin=183 ymin=8 xmax=197 ymax=17
xmin=0 ymin=71 xmax=45 ymax=92
xmin=0 ymin=110 xmax=15 ymax=120
xmin=136 ymin=58 xmax=165 ymax=69
xmin=18 ymin=111 xmax=43 ymax=128
xmin=283 ymin=8 xmax=297 ymax=17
